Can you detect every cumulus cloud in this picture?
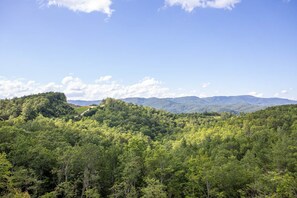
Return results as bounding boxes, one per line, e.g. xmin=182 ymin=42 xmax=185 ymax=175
xmin=248 ymin=91 xmax=263 ymax=98
xmin=0 ymin=76 xmax=190 ymax=100
xmin=96 ymin=75 xmax=112 ymax=83
xmin=1 ymin=76 xmax=296 ymax=100
xmin=46 ymin=0 xmax=113 ymax=16
xmin=202 ymin=82 xmax=211 ymax=88
xmin=165 ymin=0 xmax=241 ymax=12
xmin=274 ymin=89 xmax=292 ymax=98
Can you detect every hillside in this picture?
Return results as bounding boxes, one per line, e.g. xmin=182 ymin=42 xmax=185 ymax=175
xmin=0 ymin=92 xmax=75 ymax=121
xmin=0 ymin=93 xmax=297 ymax=197
xmin=83 ymin=98 xmax=178 ymax=139
xmin=68 ymin=95 xmax=297 ymax=113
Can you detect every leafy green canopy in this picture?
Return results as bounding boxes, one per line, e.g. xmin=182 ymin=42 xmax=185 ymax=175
xmin=88 ymin=98 xmax=178 ymax=139
xmin=0 ymin=92 xmax=75 ymax=121
xmin=0 ymin=93 xmax=296 ymax=197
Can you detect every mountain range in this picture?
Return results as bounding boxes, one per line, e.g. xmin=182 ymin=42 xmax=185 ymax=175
xmin=68 ymin=95 xmax=297 ymax=113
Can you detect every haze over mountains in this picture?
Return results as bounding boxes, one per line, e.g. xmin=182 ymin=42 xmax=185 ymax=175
xmin=68 ymin=95 xmax=297 ymax=114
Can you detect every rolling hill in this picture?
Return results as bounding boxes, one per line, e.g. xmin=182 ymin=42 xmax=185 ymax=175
xmin=68 ymin=95 xmax=297 ymax=113
xmin=1 ymin=93 xmax=297 ymax=197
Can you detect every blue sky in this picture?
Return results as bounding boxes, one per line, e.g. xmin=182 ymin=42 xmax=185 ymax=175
xmin=0 ymin=0 xmax=296 ymax=100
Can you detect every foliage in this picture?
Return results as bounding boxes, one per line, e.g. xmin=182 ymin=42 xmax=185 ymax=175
xmin=0 ymin=93 xmax=297 ymax=197
xmin=0 ymin=92 xmax=75 ymax=121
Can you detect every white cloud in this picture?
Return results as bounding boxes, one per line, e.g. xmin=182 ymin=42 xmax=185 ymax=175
xmin=0 ymin=78 xmax=38 ymax=98
xmin=61 ymin=76 xmax=87 ymax=98
xmin=165 ymin=0 xmax=240 ymax=12
xmin=274 ymin=89 xmax=291 ymax=98
xmin=96 ymin=75 xmax=112 ymax=83
xmin=248 ymin=91 xmax=263 ymax=98
xmin=202 ymin=82 xmax=210 ymax=88
xmin=0 ymin=76 xmax=189 ymax=100
xmin=199 ymin=93 xmax=208 ymax=98
xmin=1 ymin=76 xmax=296 ymax=101
xmin=46 ymin=0 xmax=113 ymax=16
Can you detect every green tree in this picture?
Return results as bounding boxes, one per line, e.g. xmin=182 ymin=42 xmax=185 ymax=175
xmin=0 ymin=153 xmax=12 ymax=193
xmin=141 ymin=178 xmax=167 ymax=198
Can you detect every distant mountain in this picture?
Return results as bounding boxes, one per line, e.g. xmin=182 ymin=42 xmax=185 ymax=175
xmin=68 ymin=100 xmax=101 ymax=106
xmin=68 ymin=95 xmax=297 ymax=113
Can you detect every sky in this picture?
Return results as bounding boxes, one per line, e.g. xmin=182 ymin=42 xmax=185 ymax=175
xmin=0 ymin=0 xmax=296 ymax=100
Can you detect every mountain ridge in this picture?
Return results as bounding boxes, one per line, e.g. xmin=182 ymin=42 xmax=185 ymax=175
xmin=68 ymin=95 xmax=297 ymax=113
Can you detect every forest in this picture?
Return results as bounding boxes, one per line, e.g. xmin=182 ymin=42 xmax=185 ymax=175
xmin=0 ymin=92 xmax=296 ymax=198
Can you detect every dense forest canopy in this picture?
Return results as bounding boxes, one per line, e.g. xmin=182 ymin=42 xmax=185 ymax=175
xmin=0 ymin=92 xmax=296 ymax=197
xmin=0 ymin=92 xmax=75 ymax=121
